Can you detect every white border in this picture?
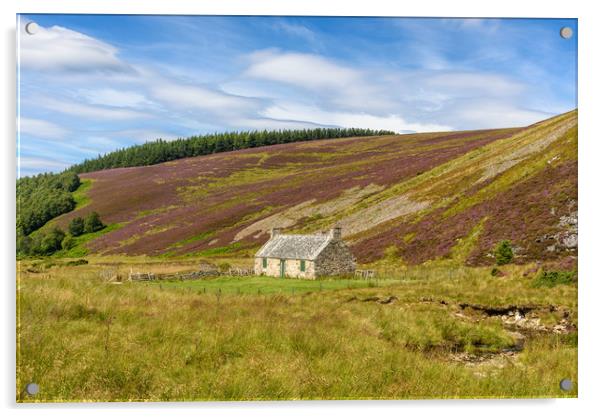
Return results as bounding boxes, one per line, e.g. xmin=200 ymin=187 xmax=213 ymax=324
xmin=2 ymin=1 xmax=600 ymax=416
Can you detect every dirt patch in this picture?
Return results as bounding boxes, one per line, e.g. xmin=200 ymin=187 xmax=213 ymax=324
xmin=339 ymin=194 xmax=430 ymax=238
xmin=450 ymin=350 xmax=522 ymax=376
xmin=346 ymin=295 xmax=399 ymax=304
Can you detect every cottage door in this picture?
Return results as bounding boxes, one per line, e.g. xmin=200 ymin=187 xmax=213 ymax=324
xmin=279 ymin=259 xmax=285 ymax=278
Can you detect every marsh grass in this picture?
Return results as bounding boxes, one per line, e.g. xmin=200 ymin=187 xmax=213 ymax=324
xmin=17 ymin=260 xmax=577 ymax=402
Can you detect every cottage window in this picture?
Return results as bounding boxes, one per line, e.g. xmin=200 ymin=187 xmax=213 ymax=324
xmin=262 ymin=258 xmax=267 ymax=268
xmin=300 ymin=260 xmax=306 ymax=272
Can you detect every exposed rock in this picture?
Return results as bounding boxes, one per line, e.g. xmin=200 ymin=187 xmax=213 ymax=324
xmin=559 ymin=211 xmax=578 ymax=227
xmin=535 ymin=209 xmax=578 ymax=253
xmin=559 ymin=231 xmax=578 ymax=249
xmin=450 ymin=351 xmax=520 ymax=369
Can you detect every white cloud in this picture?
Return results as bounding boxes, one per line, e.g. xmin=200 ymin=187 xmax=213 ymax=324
xmin=262 ymin=103 xmax=452 ymax=133
xmin=244 ymin=50 xmax=360 ymax=90
xmin=439 ymin=99 xmax=552 ymax=129
xmin=232 ymin=117 xmax=327 ymax=131
xmin=151 ymin=82 xmax=262 ymax=114
xmin=78 ymin=89 xmax=155 ymax=108
xmin=424 ymin=72 xmax=525 ymax=97
xmin=35 ymin=97 xmax=149 ymax=120
xmin=19 ymin=117 xmax=68 ymax=139
xmin=275 ymin=22 xmax=318 ymax=43
xmin=19 ymin=20 xmax=130 ymax=73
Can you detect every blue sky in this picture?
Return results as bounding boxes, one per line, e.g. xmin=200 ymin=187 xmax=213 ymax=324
xmin=17 ymin=15 xmax=577 ymax=176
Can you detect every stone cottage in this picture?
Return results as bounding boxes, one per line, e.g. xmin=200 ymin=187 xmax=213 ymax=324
xmin=254 ymin=227 xmax=356 ymax=279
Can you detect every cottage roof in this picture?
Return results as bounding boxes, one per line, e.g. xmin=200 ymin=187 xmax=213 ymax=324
xmin=255 ymin=233 xmax=332 ymax=260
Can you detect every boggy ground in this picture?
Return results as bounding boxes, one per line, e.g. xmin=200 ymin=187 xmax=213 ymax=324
xmin=17 ymin=259 xmax=577 ymax=401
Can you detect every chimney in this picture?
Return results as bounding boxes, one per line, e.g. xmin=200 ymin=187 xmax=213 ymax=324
xmin=329 ymin=227 xmax=342 ymax=241
xmin=270 ymin=228 xmax=282 ymax=238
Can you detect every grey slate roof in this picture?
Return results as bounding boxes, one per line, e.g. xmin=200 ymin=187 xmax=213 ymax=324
xmin=255 ymin=233 xmax=332 ymax=260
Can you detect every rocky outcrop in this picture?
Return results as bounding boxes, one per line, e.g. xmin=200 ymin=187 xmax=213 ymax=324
xmin=536 ymin=202 xmax=577 ymax=254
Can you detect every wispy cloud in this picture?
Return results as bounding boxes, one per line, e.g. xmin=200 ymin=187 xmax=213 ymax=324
xmin=19 ymin=117 xmax=69 ymax=139
xmin=77 ymin=89 xmax=156 ymax=109
xmin=274 ymin=21 xmax=318 ymax=44
xmin=33 ymin=96 xmax=149 ymax=120
xmin=262 ymin=103 xmax=452 ymax=133
xmin=19 ymin=156 xmax=71 ymax=173
xmin=244 ymin=50 xmax=360 ymax=90
xmin=151 ymin=82 xmax=263 ymax=115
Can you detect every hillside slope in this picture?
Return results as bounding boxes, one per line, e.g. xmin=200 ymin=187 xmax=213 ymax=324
xmin=54 ymin=110 xmax=577 ymax=266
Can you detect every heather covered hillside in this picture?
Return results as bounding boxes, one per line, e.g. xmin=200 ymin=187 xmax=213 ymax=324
xmin=50 ymin=110 xmax=577 ymax=266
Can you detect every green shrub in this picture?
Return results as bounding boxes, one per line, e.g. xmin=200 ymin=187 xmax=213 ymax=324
xmin=532 ymin=270 xmax=577 ymax=288
xmin=38 ymin=227 xmax=66 ymax=256
xmin=61 ymin=235 xmax=76 ymax=250
xmin=494 ymin=240 xmax=514 ymax=265
xmin=65 ymin=259 xmax=89 ymax=266
xmin=69 ymin=217 xmax=85 ymax=236
xmin=17 ymin=234 xmax=33 ymax=256
xmin=84 ymin=212 xmax=105 ymax=234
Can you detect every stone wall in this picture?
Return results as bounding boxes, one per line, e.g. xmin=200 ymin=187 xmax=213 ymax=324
xmin=314 ymin=241 xmax=356 ymax=277
xmin=254 ymin=257 xmax=316 ymax=279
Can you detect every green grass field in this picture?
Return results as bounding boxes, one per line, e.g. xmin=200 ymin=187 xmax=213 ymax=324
xmin=151 ymin=275 xmax=397 ymax=295
xmin=16 ymin=258 xmax=577 ymax=402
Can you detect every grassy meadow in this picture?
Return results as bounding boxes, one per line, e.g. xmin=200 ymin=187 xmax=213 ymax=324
xmin=16 ymin=258 xmax=577 ymax=401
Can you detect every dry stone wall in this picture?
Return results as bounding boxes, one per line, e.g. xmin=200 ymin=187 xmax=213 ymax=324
xmin=314 ymin=241 xmax=356 ymax=277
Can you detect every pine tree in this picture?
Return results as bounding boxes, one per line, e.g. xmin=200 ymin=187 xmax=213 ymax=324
xmin=494 ymin=240 xmax=514 ymax=265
